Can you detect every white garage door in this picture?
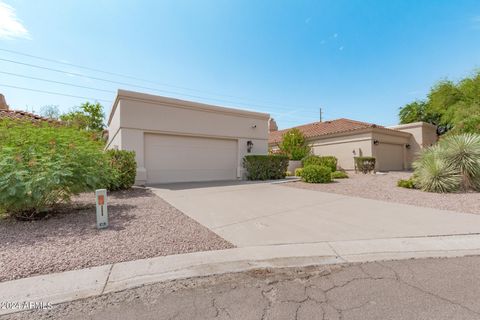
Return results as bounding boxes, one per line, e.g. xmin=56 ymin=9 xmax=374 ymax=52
xmin=376 ymin=143 xmax=404 ymax=171
xmin=145 ymin=134 xmax=237 ymax=184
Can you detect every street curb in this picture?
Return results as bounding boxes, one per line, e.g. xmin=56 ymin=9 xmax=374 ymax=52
xmin=2 ymin=234 xmax=480 ymax=316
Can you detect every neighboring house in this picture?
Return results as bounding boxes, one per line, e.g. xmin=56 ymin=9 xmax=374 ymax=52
xmin=107 ymin=90 xmax=269 ymax=185
xmin=269 ymin=118 xmax=437 ymax=171
xmin=0 ymin=93 xmax=57 ymax=123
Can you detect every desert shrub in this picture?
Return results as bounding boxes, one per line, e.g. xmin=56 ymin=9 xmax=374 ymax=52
xmin=106 ymin=150 xmax=137 ymax=191
xmin=413 ymin=146 xmax=461 ymax=193
xmin=302 ymin=155 xmax=337 ymax=172
xmin=294 ymin=168 xmax=304 ymax=177
xmin=354 ymin=157 xmax=376 ymax=174
xmin=243 ymin=155 xmax=289 ymax=180
xmin=301 ymin=165 xmax=332 ymax=183
xmin=412 ymin=134 xmax=480 ymax=192
xmin=285 ymin=171 xmax=293 ymax=177
xmin=331 ymin=171 xmax=349 ymax=179
xmin=438 ymin=133 xmax=480 ymax=191
xmin=0 ymin=120 xmax=111 ymax=220
xmin=397 ymin=178 xmax=416 ymax=189
xmin=279 ymin=128 xmax=311 ymax=160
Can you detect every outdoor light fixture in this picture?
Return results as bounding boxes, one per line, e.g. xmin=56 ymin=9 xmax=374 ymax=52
xmin=373 ymin=140 xmax=379 ymax=145
xmin=251 ymin=124 xmax=257 ymax=128
xmin=406 ymin=144 xmax=411 ymax=149
xmin=247 ymin=140 xmax=254 ymax=153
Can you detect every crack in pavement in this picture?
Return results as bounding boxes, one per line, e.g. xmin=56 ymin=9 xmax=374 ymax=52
xmin=378 ymin=260 xmax=480 ymax=317
xmin=6 ymin=256 xmax=480 ymax=320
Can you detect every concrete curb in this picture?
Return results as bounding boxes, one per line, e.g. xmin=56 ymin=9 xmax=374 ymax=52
xmin=2 ymin=234 xmax=480 ymax=315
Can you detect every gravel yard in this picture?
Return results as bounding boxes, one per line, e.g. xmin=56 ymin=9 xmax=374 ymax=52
xmin=283 ymin=171 xmax=480 ymax=215
xmin=0 ymin=188 xmax=233 ymax=282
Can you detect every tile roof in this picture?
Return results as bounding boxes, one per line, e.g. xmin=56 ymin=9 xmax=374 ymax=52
xmin=269 ymin=118 xmax=381 ymax=145
xmin=0 ymin=109 xmax=59 ymax=123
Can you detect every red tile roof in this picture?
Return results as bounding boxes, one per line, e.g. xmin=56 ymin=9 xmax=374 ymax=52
xmin=269 ymin=118 xmax=381 ymax=145
xmin=0 ymin=109 xmax=59 ymax=123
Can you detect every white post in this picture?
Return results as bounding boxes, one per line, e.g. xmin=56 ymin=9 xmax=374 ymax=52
xmin=95 ymin=189 xmax=108 ymax=229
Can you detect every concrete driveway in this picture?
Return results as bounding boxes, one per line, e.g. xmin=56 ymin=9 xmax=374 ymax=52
xmin=152 ymin=181 xmax=480 ymax=247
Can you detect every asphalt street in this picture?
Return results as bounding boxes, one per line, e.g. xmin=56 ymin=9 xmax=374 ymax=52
xmin=4 ymin=256 xmax=480 ymax=320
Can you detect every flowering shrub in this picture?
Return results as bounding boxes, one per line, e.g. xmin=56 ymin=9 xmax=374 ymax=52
xmin=0 ymin=120 xmax=111 ymax=220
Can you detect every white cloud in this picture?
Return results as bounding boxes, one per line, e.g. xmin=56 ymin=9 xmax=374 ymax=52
xmin=0 ymin=1 xmax=30 ymax=40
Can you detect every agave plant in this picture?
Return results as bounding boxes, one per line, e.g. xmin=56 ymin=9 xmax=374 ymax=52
xmin=438 ymin=133 xmax=480 ymax=191
xmin=413 ymin=146 xmax=461 ymax=193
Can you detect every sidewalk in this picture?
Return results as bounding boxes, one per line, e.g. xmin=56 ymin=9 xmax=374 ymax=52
xmin=2 ymin=234 xmax=480 ymax=316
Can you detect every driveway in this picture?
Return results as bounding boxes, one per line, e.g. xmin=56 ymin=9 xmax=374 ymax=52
xmin=152 ymin=181 xmax=480 ymax=247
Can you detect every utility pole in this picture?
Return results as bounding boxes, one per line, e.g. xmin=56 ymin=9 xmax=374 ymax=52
xmin=319 ymin=107 xmax=323 ymax=122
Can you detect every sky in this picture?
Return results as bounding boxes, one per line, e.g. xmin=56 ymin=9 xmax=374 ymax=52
xmin=0 ymin=0 xmax=479 ymax=129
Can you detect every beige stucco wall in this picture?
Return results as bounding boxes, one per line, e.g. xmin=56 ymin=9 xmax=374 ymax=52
xmin=310 ymin=132 xmax=374 ymax=170
xmin=270 ymin=128 xmax=413 ymax=171
xmin=107 ymin=90 xmax=269 ymax=184
xmin=388 ymin=122 xmax=438 ymax=169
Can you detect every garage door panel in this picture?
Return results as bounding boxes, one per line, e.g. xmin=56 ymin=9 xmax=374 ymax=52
xmin=376 ymin=144 xmax=404 ymax=171
xmin=145 ymin=134 xmax=237 ymax=183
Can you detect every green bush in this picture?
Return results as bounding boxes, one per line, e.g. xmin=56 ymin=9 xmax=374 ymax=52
xmin=354 ymin=157 xmax=376 ymax=174
xmin=279 ymin=128 xmax=311 ymax=160
xmin=411 ymin=134 xmax=480 ymax=193
xmin=331 ymin=171 xmax=349 ymax=179
xmin=106 ymin=150 xmax=137 ymax=191
xmin=243 ymin=155 xmax=289 ymax=180
xmin=397 ymin=178 xmax=416 ymax=189
xmin=301 ymin=165 xmax=332 ymax=183
xmin=413 ymin=146 xmax=461 ymax=193
xmin=302 ymin=155 xmax=337 ymax=172
xmin=294 ymin=168 xmax=304 ymax=177
xmin=0 ymin=120 xmax=111 ymax=220
xmin=438 ymin=133 xmax=480 ymax=190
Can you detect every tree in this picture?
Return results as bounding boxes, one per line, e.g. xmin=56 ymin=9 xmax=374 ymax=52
xmin=39 ymin=105 xmax=60 ymax=119
xmin=60 ymin=102 xmax=105 ymax=131
xmin=279 ymin=128 xmax=311 ymax=160
xmin=399 ymin=101 xmax=427 ymax=124
xmin=398 ymin=70 xmax=480 ymax=135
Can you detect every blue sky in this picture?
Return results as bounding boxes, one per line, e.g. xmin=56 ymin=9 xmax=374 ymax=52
xmin=0 ymin=0 xmax=479 ymax=129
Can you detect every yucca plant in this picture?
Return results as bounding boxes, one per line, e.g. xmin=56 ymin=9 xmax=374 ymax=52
xmin=413 ymin=146 xmax=461 ymax=193
xmin=438 ymin=133 xmax=480 ymax=191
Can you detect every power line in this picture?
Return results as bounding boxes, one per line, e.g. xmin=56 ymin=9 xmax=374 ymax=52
xmin=0 ymin=84 xmax=112 ymax=103
xmin=0 ymin=57 xmax=319 ymax=116
xmin=0 ymin=48 xmax=318 ymax=113
xmin=0 ymin=71 xmax=115 ymax=94
xmin=0 ymin=82 xmax=315 ymax=123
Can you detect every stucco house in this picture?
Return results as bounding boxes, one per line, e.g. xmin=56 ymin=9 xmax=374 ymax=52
xmin=107 ymin=90 xmax=269 ymax=185
xmin=269 ymin=118 xmax=437 ymax=171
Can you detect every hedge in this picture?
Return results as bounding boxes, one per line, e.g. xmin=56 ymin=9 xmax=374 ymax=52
xmin=301 ymin=155 xmax=337 ymax=172
xmin=107 ymin=149 xmax=137 ymax=191
xmin=301 ymin=165 xmax=332 ymax=183
xmin=354 ymin=157 xmax=376 ymax=174
xmin=243 ymin=155 xmax=289 ymax=180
